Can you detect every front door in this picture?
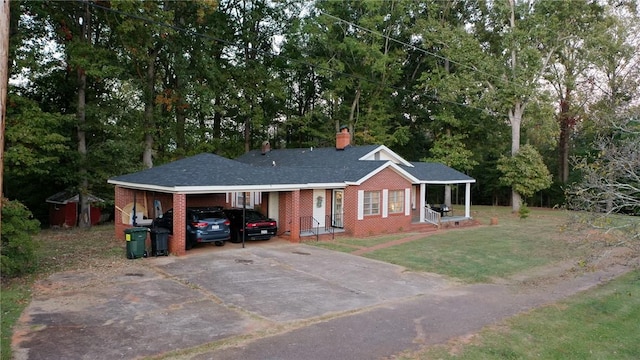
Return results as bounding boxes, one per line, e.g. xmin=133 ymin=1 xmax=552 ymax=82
xmin=313 ymin=189 xmax=325 ymax=228
xmin=332 ymin=189 xmax=344 ymax=228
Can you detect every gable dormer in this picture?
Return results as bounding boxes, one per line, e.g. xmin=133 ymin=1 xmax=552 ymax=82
xmin=358 ymin=145 xmax=413 ymax=167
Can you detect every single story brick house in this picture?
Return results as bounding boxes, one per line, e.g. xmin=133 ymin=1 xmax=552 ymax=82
xmin=108 ymin=132 xmax=476 ymax=256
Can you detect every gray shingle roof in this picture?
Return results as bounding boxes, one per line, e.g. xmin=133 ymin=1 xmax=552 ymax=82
xmin=235 ymin=145 xmax=380 ymax=167
xmin=108 ymin=146 xmax=475 ymax=191
xmin=108 ymin=152 xmax=383 ymax=188
xmin=110 ymin=153 xmax=262 ymax=187
xmin=46 ymin=191 xmax=105 ymax=204
xmin=404 ymin=162 xmax=475 ymax=182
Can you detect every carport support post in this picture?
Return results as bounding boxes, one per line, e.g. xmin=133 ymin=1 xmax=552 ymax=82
xmin=171 ymin=193 xmax=187 ymax=256
xmin=242 ymin=194 xmax=247 ymax=248
xmin=290 ymin=190 xmax=301 ymax=242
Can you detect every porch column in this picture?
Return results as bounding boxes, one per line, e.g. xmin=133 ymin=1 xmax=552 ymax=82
xmin=170 ymin=193 xmax=187 ymax=256
xmin=465 ymin=183 xmax=471 ymax=218
xmin=419 ymin=183 xmax=426 ymax=222
xmin=290 ymin=189 xmax=301 ymax=242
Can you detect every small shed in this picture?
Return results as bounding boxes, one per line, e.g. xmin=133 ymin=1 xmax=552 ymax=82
xmin=46 ymin=191 xmax=105 ymax=228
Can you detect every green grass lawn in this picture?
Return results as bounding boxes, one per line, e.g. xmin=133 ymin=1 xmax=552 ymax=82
xmin=403 ymin=269 xmax=640 ymax=359
xmin=314 ymin=206 xmax=591 ymax=283
xmin=310 ymin=233 xmax=407 ymax=251
xmin=1 ymin=224 xmax=122 ymax=360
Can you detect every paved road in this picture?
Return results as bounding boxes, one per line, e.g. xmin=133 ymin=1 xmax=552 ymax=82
xmin=197 ymin=269 xmax=624 ymax=360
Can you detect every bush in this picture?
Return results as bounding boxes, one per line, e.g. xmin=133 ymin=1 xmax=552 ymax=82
xmin=1 ymin=198 xmax=41 ymax=277
xmin=519 ymin=203 xmax=531 ymax=219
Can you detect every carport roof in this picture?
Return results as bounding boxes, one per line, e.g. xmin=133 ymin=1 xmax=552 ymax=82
xmin=108 ymin=153 xmax=388 ymax=192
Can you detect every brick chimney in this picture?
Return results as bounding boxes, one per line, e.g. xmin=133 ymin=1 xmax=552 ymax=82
xmin=336 ymin=126 xmax=350 ymax=150
xmin=261 ymin=140 xmax=271 ymax=155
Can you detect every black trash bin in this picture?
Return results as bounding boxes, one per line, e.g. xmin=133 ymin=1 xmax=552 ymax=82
xmin=125 ymin=227 xmax=148 ymax=259
xmin=150 ymin=227 xmax=170 ymax=256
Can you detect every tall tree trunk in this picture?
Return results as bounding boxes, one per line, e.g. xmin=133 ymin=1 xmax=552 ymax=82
xmin=77 ymin=2 xmax=90 ymax=228
xmin=347 ymin=87 xmax=361 ymax=144
xmin=175 ymin=77 xmax=186 ymax=151
xmin=509 ymin=102 xmax=523 ymax=212
xmin=558 ymin=94 xmax=571 ymax=183
xmin=143 ymin=50 xmax=158 ymax=168
xmin=213 ymin=93 xmax=222 ymax=140
xmin=244 ymin=97 xmax=252 ymax=153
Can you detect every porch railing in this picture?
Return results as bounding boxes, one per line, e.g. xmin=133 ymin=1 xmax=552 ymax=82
xmin=424 ymin=207 xmax=441 ymax=226
xmin=300 ymin=215 xmax=336 ymax=241
xmin=325 ymin=215 xmax=335 ymax=240
xmin=300 ymin=216 xmax=320 ymax=242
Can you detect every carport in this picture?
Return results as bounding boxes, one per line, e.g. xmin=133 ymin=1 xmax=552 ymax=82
xmin=108 ymin=153 xmax=319 ymax=256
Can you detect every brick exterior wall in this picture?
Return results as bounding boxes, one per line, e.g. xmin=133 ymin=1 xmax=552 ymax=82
xmin=171 ymin=193 xmax=187 ymax=256
xmin=279 ymin=192 xmax=291 ymax=235
xmin=187 ymin=194 xmax=227 ymax=208
xmin=347 ymin=168 xmax=413 ymax=237
xmin=324 ymin=190 xmax=332 ymax=219
xmin=114 ymin=187 xmax=153 ymax=245
xmin=299 ymin=190 xmax=314 ymax=218
xmin=290 ymin=190 xmax=300 ymax=241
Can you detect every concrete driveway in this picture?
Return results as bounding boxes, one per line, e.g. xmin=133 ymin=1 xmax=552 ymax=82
xmin=13 ymin=239 xmax=454 ymax=360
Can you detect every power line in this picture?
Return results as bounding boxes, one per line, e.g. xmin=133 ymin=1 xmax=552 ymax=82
xmin=318 ymin=10 xmax=528 ymax=92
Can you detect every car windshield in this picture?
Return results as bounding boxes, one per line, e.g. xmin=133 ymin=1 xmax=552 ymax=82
xmin=244 ymin=211 xmax=266 ymax=221
xmin=196 ymin=211 xmax=225 ymax=220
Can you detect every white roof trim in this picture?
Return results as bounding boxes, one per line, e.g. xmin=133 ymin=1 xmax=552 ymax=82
xmin=417 ymin=179 xmax=477 ymax=185
xmin=358 ymin=145 xmax=413 ymax=167
xmin=108 ymin=179 xmax=346 ymax=194
xmin=348 ymin=161 xmax=420 ymax=185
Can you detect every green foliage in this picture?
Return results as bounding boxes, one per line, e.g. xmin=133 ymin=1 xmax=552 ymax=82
xmin=9 ymin=0 xmax=638 ymax=211
xmin=519 ymin=202 xmax=530 ymax=219
xmin=498 ymin=144 xmax=553 ymax=199
xmin=1 ymin=199 xmax=41 ymax=277
xmin=424 ymin=133 xmax=478 ymax=172
xmin=4 ymin=95 xmax=74 ymax=179
xmin=4 ymin=95 xmax=77 ymax=221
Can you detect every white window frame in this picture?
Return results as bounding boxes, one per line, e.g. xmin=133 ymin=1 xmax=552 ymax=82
xmin=363 ymin=190 xmax=380 ymax=216
xmin=388 ymin=190 xmax=404 ymax=214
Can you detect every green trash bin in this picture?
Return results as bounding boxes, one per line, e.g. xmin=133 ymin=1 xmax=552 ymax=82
xmin=125 ymin=227 xmax=148 ymax=259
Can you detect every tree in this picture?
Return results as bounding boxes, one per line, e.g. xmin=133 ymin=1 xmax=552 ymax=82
xmin=540 ymin=1 xmax=607 ymax=184
xmin=567 ymin=109 xmax=639 ymax=220
xmin=1 ymin=199 xmax=40 ymax=277
xmin=423 ymin=132 xmax=477 ymax=173
xmin=308 ymin=0 xmax=409 ymax=147
xmin=497 ymin=144 xmax=552 ymax=202
xmin=469 ymin=0 xmax=568 ymax=211
xmin=3 ymin=96 xmax=74 ymax=221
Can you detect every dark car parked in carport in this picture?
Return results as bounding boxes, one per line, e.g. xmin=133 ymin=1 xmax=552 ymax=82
xmin=223 ymin=208 xmax=278 ymax=243
xmin=152 ymin=207 xmax=231 ymax=250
